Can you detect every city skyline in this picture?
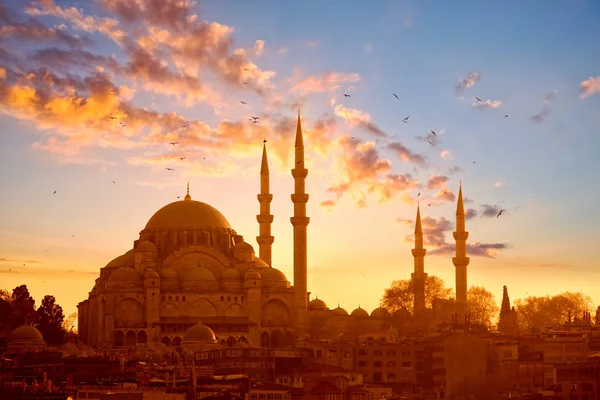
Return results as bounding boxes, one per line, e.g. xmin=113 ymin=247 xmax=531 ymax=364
xmin=1 ymin=0 xmax=600 ymax=318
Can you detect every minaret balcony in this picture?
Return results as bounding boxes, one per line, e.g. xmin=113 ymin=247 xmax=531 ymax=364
xmin=411 ymin=249 xmax=427 ymax=257
xmin=256 ymin=214 xmax=274 ymax=224
xmin=291 ymin=168 xmax=308 ymax=178
xmin=256 ymin=236 xmax=274 ymax=245
xmin=290 ymin=216 xmax=310 ymax=226
xmin=452 ymin=256 xmax=470 ymax=267
xmin=257 ymin=194 xmax=273 ymax=202
xmin=291 ymin=193 xmax=309 ymax=203
xmin=452 ymin=231 xmax=469 ymax=240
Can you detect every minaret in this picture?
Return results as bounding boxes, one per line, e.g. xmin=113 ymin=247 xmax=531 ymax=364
xmin=290 ymin=111 xmax=309 ymax=332
xmin=452 ymin=182 xmax=470 ymax=320
xmin=184 ymin=182 xmax=191 ymax=201
xmin=256 ymin=140 xmax=274 ymax=266
xmin=411 ymin=204 xmax=428 ymax=315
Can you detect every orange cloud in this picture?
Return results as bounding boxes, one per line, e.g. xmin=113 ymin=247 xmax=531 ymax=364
xmin=387 ymin=142 xmax=428 ymax=167
xmin=292 ymin=72 xmax=360 ymax=94
xmin=334 ymin=104 xmax=388 ymax=138
xmin=580 ymin=76 xmax=600 ymax=99
xmin=252 ymin=40 xmax=265 ymax=57
xmin=472 ymin=99 xmax=502 ymax=109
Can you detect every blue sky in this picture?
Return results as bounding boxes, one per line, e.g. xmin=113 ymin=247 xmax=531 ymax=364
xmin=0 ymin=0 xmax=599 ymax=317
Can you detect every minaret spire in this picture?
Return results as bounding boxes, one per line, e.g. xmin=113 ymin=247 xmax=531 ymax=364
xmin=411 ymin=205 xmax=427 ymax=315
xmin=256 ymin=140 xmax=274 ymax=266
xmin=452 ymin=181 xmax=470 ymax=320
xmin=184 ymin=182 xmax=191 ymax=201
xmin=291 ymin=111 xmax=310 ymax=333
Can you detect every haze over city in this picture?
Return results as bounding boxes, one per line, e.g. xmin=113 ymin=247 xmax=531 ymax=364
xmin=1 ymin=0 xmax=600 ymax=320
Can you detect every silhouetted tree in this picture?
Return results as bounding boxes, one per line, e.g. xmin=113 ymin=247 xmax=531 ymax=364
xmin=11 ymin=285 xmax=37 ymax=326
xmin=467 ymin=286 xmax=499 ymax=328
xmin=62 ymin=312 xmax=78 ymax=342
xmin=0 ymin=289 xmax=13 ymax=340
xmin=37 ymin=295 xmax=65 ymax=344
xmin=498 ymin=285 xmax=519 ymax=335
xmin=515 ymin=292 xmax=593 ymax=332
xmin=382 ymin=275 xmax=454 ymax=315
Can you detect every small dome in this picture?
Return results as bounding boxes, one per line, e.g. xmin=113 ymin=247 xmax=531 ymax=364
xmin=8 ymin=325 xmax=44 ymax=342
xmin=184 ymin=267 xmax=217 ymax=281
xmin=106 ymin=250 xmax=134 ymax=268
xmin=159 ymin=268 xmax=178 ymax=280
xmin=260 ymin=267 xmax=287 ymax=282
xmin=221 ymin=268 xmax=241 ymax=281
xmin=245 ymin=269 xmax=261 ymax=280
xmin=254 ymin=258 xmax=269 ymax=269
xmin=145 ymin=199 xmax=231 ymax=231
xmin=351 ymin=307 xmax=369 ymax=317
xmin=309 ymin=298 xmax=328 ymax=310
xmin=137 ymin=240 xmax=158 ymax=252
xmin=332 ymin=307 xmax=348 ymax=316
xmin=109 ymin=267 xmax=143 ymax=282
xmin=393 ymin=308 xmax=411 ymax=318
xmin=184 ymin=321 xmax=217 ymax=342
xmin=371 ymin=307 xmax=391 ymax=318
xmin=144 ymin=269 xmax=160 ymax=279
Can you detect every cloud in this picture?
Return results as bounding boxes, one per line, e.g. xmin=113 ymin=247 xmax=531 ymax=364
xmin=364 ymin=43 xmax=373 ymax=53
xmin=1 ymin=3 xmax=90 ymax=47
xmin=319 ymin=200 xmax=336 ymax=209
xmin=0 ymin=258 xmax=42 ymax=264
xmin=440 ymin=149 xmax=453 ymax=160
xmin=277 ymin=47 xmax=289 ymax=56
xmin=326 ymin=136 xmax=420 ymax=207
xmin=415 ymin=129 xmax=444 ymax=147
xmin=252 ymin=40 xmax=265 ymax=57
xmin=448 ymin=165 xmax=463 ymax=175
xmin=480 ymin=204 xmax=504 ymax=218
xmin=465 ymin=208 xmax=478 ymax=220
xmin=472 ymin=99 xmax=502 ymax=109
xmin=494 ymin=179 xmax=506 ymax=188
xmin=291 ymin=72 xmax=361 ymax=94
xmin=425 ymin=174 xmax=456 ymax=204
xmin=334 ymin=104 xmax=388 ymax=138
xmin=387 ymin=142 xmax=428 ymax=167
xmin=455 ymin=72 xmax=481 ymax=93
xmin=580 ymin=76 xmax=600 ymax=99
xmin=530 ymin=90 xmax=557 ymax=124
xmin=399 ymin=215 xmax=509 ymax=258
xmin=304 ymin=40 xmax=319 ymax=48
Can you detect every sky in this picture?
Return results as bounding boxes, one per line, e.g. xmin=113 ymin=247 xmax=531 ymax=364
xmin=1 ymin=0 xmax=599 ymax=320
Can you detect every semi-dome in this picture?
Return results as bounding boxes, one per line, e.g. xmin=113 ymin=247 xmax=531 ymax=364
xmin=332 ymin=306 xmax=348 ymax=316
xmin=221 ymin=268 xmax=241 ymax=280
xmin=260 ymin=267 xmax=287 ymax=282
xmin=309 ymin=298 xmax=328 ymax=310
xmin=137 ymin=240 xmax=158 ymax=252
xmin=245 ymin=269 xmax=261 ymax=280
xmin=371 ymin=307 xmax=391 ymax=318
xmin=254 ymin=258 xmax=269 ymax=269
xmin=106 ymin=250 xmax=134 ymax=268
xmin=159 ymin=268 xmax=178 ymax=280
xmin=144 ymin=192 xmax=231 ymax=231
xmin=9 ymin=325 xmax=44 ymax=342
xmin=184 ymin=267 xmax=217 ymax=281
xmin=184 ymin=321 xmax=217 ymax=342
xmin=351 ymin=307 xmax=369 ymax=317
xmin=144 ymin=269 xmax=160 ymax=279
xmin=109 ymin=267 xmax=143 ymax=282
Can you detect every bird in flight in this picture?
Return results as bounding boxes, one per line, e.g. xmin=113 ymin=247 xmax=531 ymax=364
xmin=344 ymin=94 xmax=351 ymax=97
xmin=112 ymin=181 xmax=116 ymax=184
xmin=263 ymin=139 xmax=267 ymax=143
xmin=497 ymin=210 xmax=505 ymax=218
xmin=166 ymin=168 xmax=175 ymax=171
xmin=180 ymin=157 xmax=186 ymax=160
xmin=181 ymin=124 xmax=188 ymax=128
xmin=430 ymin=130 xmax=437 ymax=136
xmin=250 ymin=116 xmax=260 ymax=120
xmin=403 ymin=116 xmax=410 ymax=123
xmin=474 ymin=96 xmax=482 ymax=102
xmin=243 ymin=82 xmax=248 ymax=85
xmin=427 ymin=140 xmax=434 ymax=145
xmin=393 ymin=93 xmax=399 ymax=100
xmin=169 ymin=142 xmax=179 ymax=145
xmin=240 ymin=101 xmax=247 ymax=105
xmin=53 ymin=190 xmax=56 ymax=195
xmin=109 ymin=116 xmax=117 ymax=120
xmin=504 ymin=114 xmax=508 ymax=118
xmin=177 ymin=196 xmax=181 ymax=199
xmin=253 ymin=120 xmax=259 ymax=124
xmin=473 ymin=161 xmax=476 ymax=164
xmin=244 ymin=68 xmax=249 ymax=71
xmin=417 ymin=193 xmax=421 ymax=197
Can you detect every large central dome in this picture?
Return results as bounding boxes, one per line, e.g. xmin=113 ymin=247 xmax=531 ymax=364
xmin=145 ymin=189 xmax=231 ymax=230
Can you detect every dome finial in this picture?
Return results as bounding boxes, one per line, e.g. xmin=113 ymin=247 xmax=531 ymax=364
xmin=184 ymin=182 xmax=191 ymax=201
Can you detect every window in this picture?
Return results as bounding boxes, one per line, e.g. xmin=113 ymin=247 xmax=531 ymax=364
xmin=374 ymin=361 xmax=382 ymax=367
xmin=387 ymin=361 xmax=396 ymax=368
xmin=358 ymin=361 xmax=366 ymax=367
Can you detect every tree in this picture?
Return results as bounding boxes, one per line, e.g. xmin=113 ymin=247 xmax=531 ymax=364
xmin=498 ymin=286 xmax=519 ymax=335
xmin=467 ymin=286 xmax=499 ymax=328
xmin=62 ymin=312 xmax=78 ymax=333
xmin=515 ymin=292 xmax=594 ymax=332
xmin=381 ymin=275 xmax=454 ymax=315
xmin=37 ymin=295 xmax=65 ymax=344
xmin=11 ymin=285 xmax=37 ymax=326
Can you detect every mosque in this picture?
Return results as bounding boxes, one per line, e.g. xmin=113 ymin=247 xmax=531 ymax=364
xmin=75 ymin=113 xmax=471 ymax=350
